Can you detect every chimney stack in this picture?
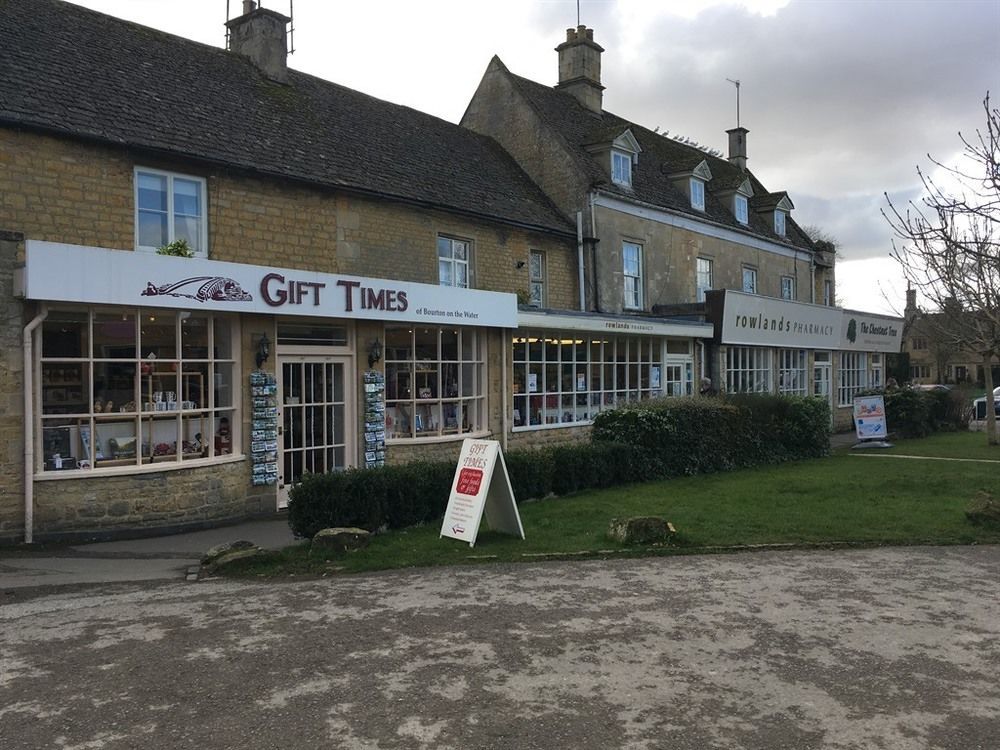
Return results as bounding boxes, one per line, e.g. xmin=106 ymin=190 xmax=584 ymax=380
xmin=226 ymin=3 xmax=291 ymax=83
xmin=555 ymin=26 xmax=605 ymax=114
xmin=905 ymin=287 xmax=917 ymax=313
xmin=726 ymin=127 xmax=749 ymax=171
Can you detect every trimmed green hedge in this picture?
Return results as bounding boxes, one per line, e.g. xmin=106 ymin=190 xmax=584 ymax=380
xmin=864 ymin=386 xmax=972 ymax=438
xmin=591 ymin=395 xmax=830 ymax=473
xmin=288 ymin=394 xmax=831 ymax=539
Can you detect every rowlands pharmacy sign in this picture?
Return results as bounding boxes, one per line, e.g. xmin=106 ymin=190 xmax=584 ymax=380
xmin=708 ymin=290 xmax=902 ymax=353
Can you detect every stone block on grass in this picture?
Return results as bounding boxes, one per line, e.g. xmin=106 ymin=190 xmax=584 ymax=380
xmin=608 ymin=516 xmax=677 ymax=545
xmin=966 ymin=492 xmax=1000 ymax=527
xmin=202 ymin=539 xmax=257 ymax=566
xmin=311 ymin=527 xmax=371 ymax=557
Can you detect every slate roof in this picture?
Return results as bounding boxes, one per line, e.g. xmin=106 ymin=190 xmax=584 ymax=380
xmin=0 ymin=0 xmax=574 ymax=237
xmin=500 ymin=62 xmax=816 ymax=252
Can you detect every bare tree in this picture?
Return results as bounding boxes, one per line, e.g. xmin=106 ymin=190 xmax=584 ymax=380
xmin=883 ymin=93 xmax=1000 ymax=444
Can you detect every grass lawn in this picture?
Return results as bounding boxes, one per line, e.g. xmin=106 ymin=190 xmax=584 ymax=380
xmin=225 ymin=431 xmax=1000 ymax=578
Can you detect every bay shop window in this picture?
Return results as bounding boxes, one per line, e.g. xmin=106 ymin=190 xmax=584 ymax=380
xmin=37 ymin=308 xmax=238 ymax=473
xmin=512 ymin=333 xmax=693 ymax=428
xmin=384 ymin=326 xmax=485 ymax=439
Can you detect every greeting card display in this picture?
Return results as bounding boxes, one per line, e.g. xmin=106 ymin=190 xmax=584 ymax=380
xmin=249 ymin=371 xmax=279 ymax=485
xmin=363 ymin=371 xmax=386 ymax=469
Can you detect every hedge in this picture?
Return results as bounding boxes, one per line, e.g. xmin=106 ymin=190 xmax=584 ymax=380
xmin=862 ymin=386 xmax=972 ymax=438
xmin=288 ymin=394 xmax=831 ymax=539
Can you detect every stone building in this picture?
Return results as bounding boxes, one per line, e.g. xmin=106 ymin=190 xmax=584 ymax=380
xmin=1 ymin=0 xmax=587 ymax=542
xmin=462 ymin=24 xmax=902 ymax=431
xmin=903 ymin=288 xmax=998 ymax=385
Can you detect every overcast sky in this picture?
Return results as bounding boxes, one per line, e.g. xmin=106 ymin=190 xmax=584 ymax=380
xmin=68 ymin=0 xmax=1000 ymax=316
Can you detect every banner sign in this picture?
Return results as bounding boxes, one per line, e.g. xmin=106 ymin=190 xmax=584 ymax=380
xmin=853 ymin=395 xmax=888 ymax=440
xmin=19 ymin=241 xmax=518 ymax=328
xmin=440 ymin=439 xmax=524 ymax=547
xmin=713 ymin=291 xmax=902 ymax=353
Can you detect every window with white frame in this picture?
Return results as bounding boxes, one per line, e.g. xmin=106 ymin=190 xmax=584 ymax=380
xmin=742 ymin=267 xmax=758 ymax=295
xmin=690 ymin=178 xmax=705 ymax=211
xmin=135 ymin=168 xmax=207 ymax=256
xmin=781 ymin=275 xmax=795 ymax=300
xmin=726 ymin=346 xmax=772 ymax=393
xmin=823 ymin=279 xmax=833 ymax=306
xmin=734 ymin=194 xmax=749 ymax=225
xmin=529 ymin=250 xmax=546 ymax=308
xmin=611 ymin=151 xmax=632 ymax=186
xmin=38 ymin=308 xmax=238 ymax=473
xmin=437 ymin=236 xmax=471 ymax=288
xmin=623 ymin=241 xmax=643 ymax=309
xmin=696 ymin=257 xmax=713 ymax=302
xmin=870 ymin=353 xmax=883 ymax=388
xmin=778 ymin=349 xmax=808 ymax=395
xmin=838 ymin=352 xmax=868 ymax=406
xmin=774 ymin=210 xmax=786 ymax=236
xmin=511 ymin=333 xmax=690 ymax=428
xmin=384 ymin=326 xmax=484 ymax=439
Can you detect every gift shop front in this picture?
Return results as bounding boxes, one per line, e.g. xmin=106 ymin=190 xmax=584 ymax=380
xmin=706 ymin=290 xmax=903 ymax=429
xmin=15 ymin=241 xmax=516 ymax=541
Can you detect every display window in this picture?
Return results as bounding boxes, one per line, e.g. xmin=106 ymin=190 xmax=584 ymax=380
xmin=37 ymin=308 xmax=239 ymax=473
xmin=384 ymin=325 xmax=484 ymax=439
xmin=777 ymin=349 xmax=808 ymax=395
xmin=838 ymin=352 xmax=869 ymax=406
xmin=511 ymin=332 xmax=689 ymax=429
xmin=726 ymin=346 xmax=772 ymax=393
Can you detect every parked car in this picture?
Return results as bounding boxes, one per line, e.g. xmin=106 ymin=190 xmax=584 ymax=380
xmin=913 ymin=384 xmax=953 ymax=392
xmin=972 ymin=388 xmax=1000 ymax=420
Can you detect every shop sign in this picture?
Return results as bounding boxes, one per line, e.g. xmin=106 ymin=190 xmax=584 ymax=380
xmin=853 ymin=395 xmax=888 ymax=440
xmin=517 ymin=310 xmax=713 ymax=339
xmin=19 ymin=241 xmax=518 ymax=328
xmin=718 ymin=291 xmax=842 ymax=348
xmin=715 ymin=291 xmax=902 ymax=353
xmin=440 ymin=439 xmax=523 ymax=547
xmin=840 ymin=311 xmax=903 ymax=353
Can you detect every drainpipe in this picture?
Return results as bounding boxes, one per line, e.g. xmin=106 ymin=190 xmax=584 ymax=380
xmin=589 ymin=191 xmax=602 ymax=313
xmin=810 ymin=254 xmax=816 ymax=304
xmin=576 ymin=211 xmax=585 ymax=311
xmin=23 ymin=305 xmax=48 ymax=544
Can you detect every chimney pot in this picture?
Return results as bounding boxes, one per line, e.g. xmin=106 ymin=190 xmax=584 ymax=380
xmin=242 ymin=0 xmax=257 ymax=14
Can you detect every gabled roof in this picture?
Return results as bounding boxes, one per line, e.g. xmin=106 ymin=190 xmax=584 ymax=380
xmin=499 ymin=63 xmax=815 ymax=251
xmin=0 ymin=0 xmax=574 ymax=237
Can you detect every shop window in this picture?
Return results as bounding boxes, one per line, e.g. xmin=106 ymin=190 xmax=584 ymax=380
xmin=726 ymin=346 xmax=771 ymax=393
xmin=838 ymin=352 xmax=869 ymax=406
xmin=384 ymin=326 xmax=484 ymax=439
xmin=38 ymin=308 xmax=239 ymax=473
xmin=438 ymin=235 xmax=471 ymax=288
xmin=135 ymin=168 xmax=207 ymax=256
xmin=777 ymin=349 xmax=807 ymax=395
xmin=870 ymin=353 xmax=883 ymax=388
xmin=529 ymin=250 xmax=546 ymax=308
xmin=511 ymin=332 xmax=689 ymax=429
xmin=623 ymin=241 xmax=643 ymax=310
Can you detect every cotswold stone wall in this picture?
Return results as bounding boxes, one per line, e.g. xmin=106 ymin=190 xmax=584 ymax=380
xmin=30 ymin=459 xmax=259 ymax=542
xmin=0 ymin=234 xmax=26 ymax=542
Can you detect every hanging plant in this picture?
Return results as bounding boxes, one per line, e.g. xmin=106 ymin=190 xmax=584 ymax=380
xmin=156 ymin=239 xmax=195 ymax=258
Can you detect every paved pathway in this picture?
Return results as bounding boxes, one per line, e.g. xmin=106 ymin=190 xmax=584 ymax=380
xmin=2 ymin=546 xmax=997 ymax=749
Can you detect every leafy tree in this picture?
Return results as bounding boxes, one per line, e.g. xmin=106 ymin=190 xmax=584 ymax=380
xmin=883 ymin=93 xmax=1000 ymax=443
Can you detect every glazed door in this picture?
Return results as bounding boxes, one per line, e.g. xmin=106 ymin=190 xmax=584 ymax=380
xmin=278 ymin=358 xmax=352 ymax=509
xmin=813 ymin=359 xmax=833 ymax=426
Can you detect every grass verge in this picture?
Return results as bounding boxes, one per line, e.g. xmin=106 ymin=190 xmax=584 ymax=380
xmin=222 ymin=432 xmax=1000 ymax=578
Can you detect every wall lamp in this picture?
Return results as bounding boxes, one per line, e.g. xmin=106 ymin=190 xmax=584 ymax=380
xmin=368 ymin=337 xmax=383 ymax=368
xmin=515 ymin=260 xmax=526 ymax=269
xmin=255 ymin=332 xmax=271 ymax=369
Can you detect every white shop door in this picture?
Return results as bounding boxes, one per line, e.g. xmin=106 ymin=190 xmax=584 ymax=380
xmin=277 ymin=357 xmax=352 ymax=510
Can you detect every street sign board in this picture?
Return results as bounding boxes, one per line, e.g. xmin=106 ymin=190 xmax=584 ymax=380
xmin=440 ymin=439 xmax=524 ymax=547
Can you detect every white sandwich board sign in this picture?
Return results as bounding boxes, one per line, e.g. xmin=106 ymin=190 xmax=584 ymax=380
xmin=853 ymin=394 xmax=888 ymax=440
xmin=440 ymin=439 xmax=524 ymax=547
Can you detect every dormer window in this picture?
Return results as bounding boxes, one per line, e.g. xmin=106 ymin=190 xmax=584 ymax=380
xmin=734 ymin=195 xmax=749 ymax=224
xmin=612 ymin=151 xmax=632 ymax=186
xmin=774 ymin=210 xmax=786 ymax=236
xmin=690 ymin=178 xmax=705 ymax=211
